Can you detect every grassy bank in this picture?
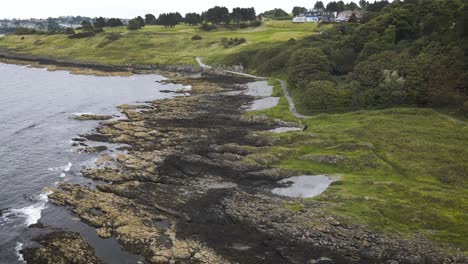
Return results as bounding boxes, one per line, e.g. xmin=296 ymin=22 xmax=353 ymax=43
xmin=246 ymin=80 xmax=468 ymax=250
xmin=0 ymin=21 xmax=321 ymax=66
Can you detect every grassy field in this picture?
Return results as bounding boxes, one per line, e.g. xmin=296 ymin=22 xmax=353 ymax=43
xmin=0 ymin=21 xmax=322 ymax=66
xmin=246 ymin=80 xmax=468 ymax=250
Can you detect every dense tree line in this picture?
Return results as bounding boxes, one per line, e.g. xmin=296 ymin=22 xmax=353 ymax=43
xmin=90 ymin=17 xmax=124 ymax=28
xmin=220 ymin=0 xmax=468 ymax=113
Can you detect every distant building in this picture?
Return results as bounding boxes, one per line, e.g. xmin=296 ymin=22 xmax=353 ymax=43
xmin=336 ymin=10 xmax=365 ymax=22
xmin=292 ymin=9 xmax=336 ymax=23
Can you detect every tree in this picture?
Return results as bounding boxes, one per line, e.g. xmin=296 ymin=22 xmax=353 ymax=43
xmin=145 ymin=14 xmax=157 ymax=25
xmin=301 ymin=80 xmax=341 ymax=109
xmin=292 ymin=7 xmax=307 ymax=16
xmin=185 ymin=13 xmax=202 ymax=25
xmin=261 ymin=8 xmax=289 ymax=19
xmin=158 ymin=13 xmax=180 ymax=28
xmin=94 ymin=17 xmax=106 ymax=28
xmin=46 ymin=18 xmax=61 ymax=32
xmin=231 ymin=7 xmax=257 ymax=24
xmin=127 ymin=19 xmax=143 ymax=30
xmin=326 ymin=1 xmax=345 ymax=12
xmin=288 ymin=48 xmax=332 ymax=89
xmin=135 ymin=16 xmax=145 ymax=27
xmin=314 ymin=1 xmax=325 ymax=10
xmin=80 ymin=20 xmax=93 ymax=31
xmin=107 ymin=18 xmax=123 ymax=27
xmin=205 ymin=6 xmax=230 ymax=25
xmin=346 ymin=2 xmax=359 ymax=10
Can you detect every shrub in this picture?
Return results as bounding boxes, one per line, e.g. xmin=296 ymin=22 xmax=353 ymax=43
xmin=191 ymin=35 xmax=202 ymax=40
xmin=14 ymin=28 xmax=36 ymax=35
xmin=200 ymin=23 xmax=217 ymax=31
xmin=240 ymin=23 xmax=248 ymax=29
xmin=68 ymin=31 xmax=96 ymax=39
xmin=288 ymin=48 xmax=332 ymax=89
xmin=64 ymin=28 xmax=75 ymax=35
xmin=221 ymin=37 xmax=247 ymax=48
xmin=127 ymin=19 xmax=143 ymax=30
xmin=300 ymin=80 xmax=342 ymax=110
xmin=249 ymin=20 xmax=262 ymax=27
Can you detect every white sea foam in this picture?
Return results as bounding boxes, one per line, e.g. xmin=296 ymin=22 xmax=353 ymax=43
xmin=1 ymin=190 xmax=52 ymax=227
xmin=63 ymin=162 xmax=72 ymax=172
xmin=48 ymin=162 xmax=72 ymax=173
xmin=60 ymin=173 xmax=66 ymax=178
xmin=15 ymin=242 xmax=25 ymax=263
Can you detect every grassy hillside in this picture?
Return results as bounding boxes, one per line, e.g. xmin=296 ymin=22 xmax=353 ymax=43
xmin=247 ymin=80 xmax=468 ymax=250
xmin=0 ymin=21 xmax=323 ymax=66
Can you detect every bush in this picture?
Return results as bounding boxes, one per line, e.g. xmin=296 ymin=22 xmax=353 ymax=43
xmin=240 ymin=23 xmax=248 ymax=29
xmin=249 ymin=20 xmax=262 ymax=27
xmin=14 ymin=28 xmax=36 ymax=35
xmin=221 ymin=37 xmax=247 ymax=48
xmin=127 ymin=19 xmax=143 ymax=30
xmin=288 ymin=48 xmax=332 ymax=89
xmin=191 ymin=35 xmax=202 ymax=40
xmin=68 ymin=31 xmax=96 ymax=39
xmin=300 ymin=80 xmax=342 ymax=110
xmin=64 ymin=28 xmax=75 ymax=35
xmin=200 ymin=23 xmax=217 ymax=31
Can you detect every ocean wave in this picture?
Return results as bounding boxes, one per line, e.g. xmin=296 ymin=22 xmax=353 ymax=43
xmin=0 ymin=190 xmax=52 ymax=227
xmin=15 ymin=242 xmax=25 ymax=263
xmin=48 ymin=162 xmax=72 ymax=173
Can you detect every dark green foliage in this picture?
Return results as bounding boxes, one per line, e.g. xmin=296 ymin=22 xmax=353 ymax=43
xmin=221 ymin=0 xmax=468 ymax=112
xmin=261 ymin=9 xmax=290 ymax=19
xmin=185 ymin=13 xmax=202 ymax=25
xmin=127 ymin=19 xmax=143 ymax=30
xmin=231 ymin=7 xmax=256 ymax=24
xmin=107 ymin=18 xmax=124 ymax=27
xmin=221 ymin=37 xmax=246 ymax=48
xmin=80 ymin=20 xmax=93 ymax=31
xmin=14 ymin=28 xmax=36 ymax=35
xmin=205 ymin=6 xmax=230 ymax=25
xmin=47 ymin=18 xmax=62 ymax=32
xmin=292 ymin=7 xmax=307 ymax=16
xmin=157 ymin=13 xmax=180 ymax=28
xmin=94 ymin=17 xmax=106 ymax=28
xmin=191 ymin=35 xmax=202 ymax=40
xmin=314 ymin=1 xmax=325 ymax=9
xmin=64 ymin=28 xmax=75 ymax=35
xmin=68 ymin=31 xmax=95 ymax=39
xmin=200 ymin=23 xmax=217 ymax=31
xmin=287 ymin=48 xmax=332 ymax=89
xmin=145 ymin=14 xmax=157 ymax=25
xmin=135 ymin=16 xmax=145 ymax=27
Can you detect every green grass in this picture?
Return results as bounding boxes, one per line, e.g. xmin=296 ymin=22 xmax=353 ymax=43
xmin=248 ymin=80 xmax=468 ymax=250
xmin=0 ymin=21 xmax=322 ymax=66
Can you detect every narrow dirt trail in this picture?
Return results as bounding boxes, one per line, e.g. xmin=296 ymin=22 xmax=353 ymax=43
xmin=196 ymin=57 xmax=312 ymax=118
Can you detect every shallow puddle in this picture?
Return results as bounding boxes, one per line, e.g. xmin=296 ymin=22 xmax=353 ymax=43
xmin=272 ymin=175 xmax=335 ymax=198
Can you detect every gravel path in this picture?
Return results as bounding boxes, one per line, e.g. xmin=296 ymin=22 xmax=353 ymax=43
xmin=195 ymin=57 xmax=311 ymax=118
xmin=278 ymin=79 xmax=311 ymax=119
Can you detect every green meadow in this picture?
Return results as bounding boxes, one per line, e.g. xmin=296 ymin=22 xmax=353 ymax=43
xmin=0 ymin=21 xmax=322 ymax=66
xmin=245 ymin=80 xmax=468 ymax=250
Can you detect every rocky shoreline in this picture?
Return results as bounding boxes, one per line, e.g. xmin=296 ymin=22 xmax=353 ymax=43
xmin=23 ymin=70 xmax=465 ymax=264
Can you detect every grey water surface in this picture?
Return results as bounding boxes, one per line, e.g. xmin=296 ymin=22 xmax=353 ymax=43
xmin=0 ymin=63 xmax=187 ymax=263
